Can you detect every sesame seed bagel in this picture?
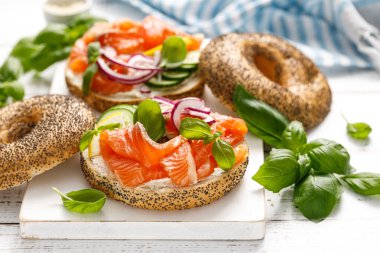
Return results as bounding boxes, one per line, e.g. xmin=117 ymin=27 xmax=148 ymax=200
xmin=80 ymin=143 xmax=248 ymax=210
xmin=199 ymin=33 xmax=332 ymax=129
xmin=0 ymin=95 xmax=96 ymax=190
xmin=66 ymin=68 xmax=205 ymax=112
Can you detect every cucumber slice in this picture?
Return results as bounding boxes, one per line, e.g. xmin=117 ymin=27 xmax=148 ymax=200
xmin=145 ymin=77 xmax=182 ymax=87
xmin=162 ymin=71 xmax=191 ymax=80
xmin=97 ymin=107 xmax=134 ymax=127
xmin=105 ymin=104 xmax=137 ymax=114
xmin=180 ymin=63 xmax=198 ymax=70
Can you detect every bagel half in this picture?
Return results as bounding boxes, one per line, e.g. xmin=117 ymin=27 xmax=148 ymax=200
xmin=200 ymin=33 xmax=331 ymax=129
xmin=80 ymin=142 xmax=248 ymax=210
xmin=66 ymin=68 xmax=205 ymax=112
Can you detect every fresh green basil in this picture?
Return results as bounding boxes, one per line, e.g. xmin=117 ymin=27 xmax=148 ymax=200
xmin=82 ymin=63 xmax=98 ymax=96
xmin=306 ymin=139 xmax=350 ymax=175
xmin=297 ymin=154 xmax=312 ymax=181
xmin=34 ymin=24 xmax=67 ymax=45
xmin=87 ymin=42 xmax=101 ymax=64
xmin=347 ymin=122 xmax=372 ymax=140
xmin=0 ymin=57 xmax=23 ymax=82
xmin=253 ymin=149 xmax=300 ymax=193
xmin=212 ymin=138 xmax=236 ymax=170
xmin=233 ymin=85 xmax=289 ymax=148
xmin=179 ymin=117 xmax=213 ymax=140
xmin=0 ymin=81 xmax=24 ymax=101
xmin=133 ymin=99 xmax=165 ymax=141
xmin=161 ymin=36 xmax=187 ymax=64
xmin=293 ymin=173 xmax=342 ymax=222
xmin=30 ymin=44 xmax=71 ymax=72
xmin=342 ymin=173 xmax=380 ymax=195
xmin=79 ymin=123 xmax=121 ymax=151
xmin=282 ymin=121 xmax=307 ymax=152
xmin=53 ymin=187 xmax=106 ymax=214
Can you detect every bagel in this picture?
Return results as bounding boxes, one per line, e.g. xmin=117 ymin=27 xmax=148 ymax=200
xmin=80 ymin=145 xmax=248 ymax=210
xmin=0 ymin=95 xmax=96 ymax=190
xmin=66 ymin=70 xmax=205 ymax=112
xmin=199 ymin=33 xmax=332 ymax=129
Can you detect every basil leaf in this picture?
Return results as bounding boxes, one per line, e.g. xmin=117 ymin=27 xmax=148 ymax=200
xmin=97 ymin=122 xmax=121 ymax=131
xmin=233 ymin=85 xmax=289 ymax=148
xmin=252 ymin=149 xmax=299 ymax=192
xmin=179 ymin=117 xmax=212 ymax=140
xmin=305 ymin=139 xmax=350 ymax=175
xmin=30 ymin=44 xmax=71 ymax=72
xmin=342 ymin=172 xmax=380 ymax=195
xmin=282 ymin=121 xmax=307 ymax=152
xmin=0 ymin=81 xmax=24 ymax=101
xmin=162 ymin=36 xmax=187 ymax=64
xmin=53 ymin=187 xmax=106 ymax=214
xmin=82 ymin=63 xmax=98 ymax=96
xmin=293 ymin=173 xmax=342 ymax=222
xmin=212 ymin=138 xmax=236 ymax=170
xmin=0 ymin=57 xmax=23 ymax=82
xmin=347 ymin=122 xmax=372 ymax=140
xmin=133 ymin=99 xmax=165 ymax=141
xmin=34 ymin=24 xmax=67 ymax=45
xmin=87 ymin=42 xmax=101 ymax=64
xmin=297 ymin=154 xmax=312 ymax=181
xmin=79 ymin=130 xmax=96 ymax=152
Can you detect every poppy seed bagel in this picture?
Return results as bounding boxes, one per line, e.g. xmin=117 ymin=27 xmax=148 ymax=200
xmin=66 ymin=68 xmax=205 ymax=112
xmin=199 ymin=33 xmax=332 ymax=129
xmin=80 ymin=142 xmax=248 ymax=210
xmin=0 ymin=95 xmax=96 ymax=190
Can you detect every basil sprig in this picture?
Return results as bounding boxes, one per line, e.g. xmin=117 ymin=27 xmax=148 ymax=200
xmin=161 ymin=36 xmax=187 ymax=66
xmin=79 ymin=122 xmax=121 ymax=151
xmin=179 ymin=117 xmax=236 ymax=170
xmin=342 ymin=114 xmax=372 ymax=140
xmin=133 ymin=99 xmax=165 ymax=141
xmin=234 ymin=85 xmax=380 ymax=222
xmin=53 ymin=187 xmax=106 ymax=214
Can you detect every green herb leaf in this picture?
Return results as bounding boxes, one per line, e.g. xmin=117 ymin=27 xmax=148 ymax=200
xmin=30 ymin=44 xmax=71 ymax=72
xmin=305 ymin=138 xmax=350 ymax=175
xmin=34 ymin=24 xmax=67 ymax=45
xmin=282 ymin=121 xmax=307 ymax=152
xmin=342 ymin=172 xmax=380 ymax=195
xmin=87 ymin=42 xmax=101 ymax=64
xmin=162 ymin=36 xmax=187 ymax=64
xmin=297 ymin=154 xmax=312 ymax=181
xmin=133 ymin=99 xmax=165 ymax=141
xmin=293 ymin=173 xmax=342 ymax=222
xmin=347 ymin=122 xmax=372 ymax=140
xmin=52 ymin=187 xmax=106 ymax=214
xmin=82 ymin=63 xmax=98 ymax=96
xmin=0 ymin=56 xmax=23 ymax=82
xmin=233 ymin=85 xmax=289 ymax=148
xmin=10 ymin=38 xmax=43 ymax=72
xmin=97 ymin=122 xmax=121 ymax=131
xmin=79 ymin=130 xmax=96 ymax=152
xmin=212 ymin=138 xmax=236 ymax=170
xmin=0 ymin=81 xmax=24 ymax=101
xmin=253 ymin=149 xmax=299 ymax=192
xmin=179 ymin=117 xmax=212 ymax=140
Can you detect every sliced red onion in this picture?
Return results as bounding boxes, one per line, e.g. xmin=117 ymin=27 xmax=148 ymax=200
xmin=181 ymin=112 xmax=215 ymax=124
xmin=153 ymin=96 xmax=176 ymax=105
xmin=102 ymin=52 xmax=161 ymax=71
xmin=97 ymin=57 xmax=158 ymax=85
xmin=139 ymin=86 xmax=151 ymax=94
xmin=184 ymin=106 xmax=211 ymax=114
xmin=171 ymin=97 xmax=209 ymax=130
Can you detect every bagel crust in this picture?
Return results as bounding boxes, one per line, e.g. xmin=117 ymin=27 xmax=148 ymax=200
xmin=66 ymin=69 xmax=205 ymax=112
xmin=0 ymin=95 xmax=96 ymax=190
xmin=200 ymin=33 xmax=332 ymax=129
xmin=80 ymin=143 xmax=248 ymax=210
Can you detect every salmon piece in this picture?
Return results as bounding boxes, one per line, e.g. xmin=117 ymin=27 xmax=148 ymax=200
xmin=234 ymin=144 xmax=249 ymax=165
xmin=161 ymin=142 xmax=197 ymax=186
xmin=91 ymin=71 xmax=134 ymax=95
xmin=213 ymin=114 xmax=248 ymax=145
xmin=145 ymin=164 xmax=168 ymax=181
xmin=100 ymin=133 xmax=146 ymax=187
xmin=98 ymin=32 xmax=144 ymax=54
xmin=69 ymin=56 xmax=88 ymax=73
xmin=190 ymin=140 xmax=216 ymax=179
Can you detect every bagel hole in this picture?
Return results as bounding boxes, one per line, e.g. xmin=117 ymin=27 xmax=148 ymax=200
xmin=0 ymin=112 xmax=41 ymax=144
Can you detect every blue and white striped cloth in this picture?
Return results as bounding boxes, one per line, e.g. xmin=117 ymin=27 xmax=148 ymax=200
xmin=122 ymin=0 xmax=380 ymax=72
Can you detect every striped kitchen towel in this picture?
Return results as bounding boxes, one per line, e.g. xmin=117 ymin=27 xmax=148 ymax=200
xmin=121 ymin=0 xmax=380 ymax=72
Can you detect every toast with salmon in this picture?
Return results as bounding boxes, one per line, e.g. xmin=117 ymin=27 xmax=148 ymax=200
xmin=79 ymin=97 xmax=249 ymax=210
xmin=66 ymin=16 xmax=205 ymax=112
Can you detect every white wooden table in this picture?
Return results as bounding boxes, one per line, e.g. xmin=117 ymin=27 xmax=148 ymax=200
xmin=1 ymin=0 xmax=380 ymax=252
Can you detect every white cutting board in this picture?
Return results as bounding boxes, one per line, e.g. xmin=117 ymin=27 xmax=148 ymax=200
xmin=19 ymin=63 xmax=265 ymax=240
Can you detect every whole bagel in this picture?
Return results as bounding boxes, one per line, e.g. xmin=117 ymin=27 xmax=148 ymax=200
xmin=0 ymin=95 xmax=96 ymax=190
xmin=200 ymin=33 xmax=332 ymax=129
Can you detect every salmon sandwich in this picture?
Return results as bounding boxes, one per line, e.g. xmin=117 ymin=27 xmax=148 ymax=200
xmin=79 ymin=97 xmax=249 ymax=210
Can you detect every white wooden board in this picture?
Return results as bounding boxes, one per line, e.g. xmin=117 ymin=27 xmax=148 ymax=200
xmin=19 ymin=63 xmax=266 ymax=240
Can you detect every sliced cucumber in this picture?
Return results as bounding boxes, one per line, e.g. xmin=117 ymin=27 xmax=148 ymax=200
xmin=97 ymin=107 xmax=134 ymax=127
xmin=162 ymin=71 xmax=191 ymax=80
xmin=105 ymin=104 xmax=137 ymax=114
xmin=180 ymin=63 xmax=198 ymax=71
xmin=145 ymin=77 xmax=182 ymax=88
